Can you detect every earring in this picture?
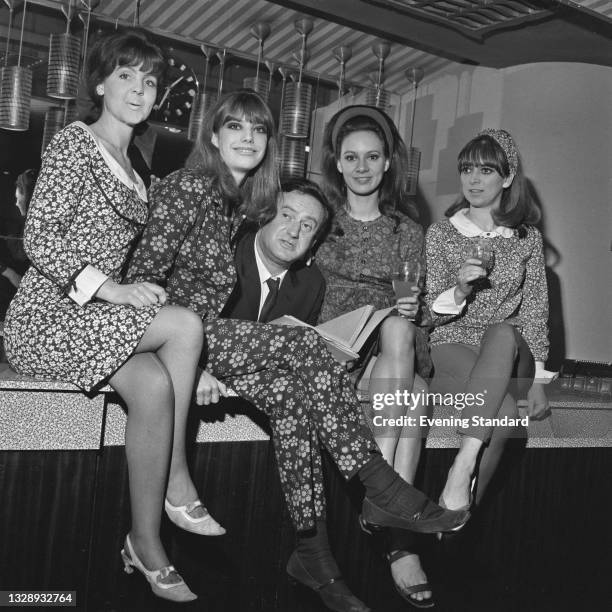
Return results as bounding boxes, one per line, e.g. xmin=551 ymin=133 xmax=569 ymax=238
xmin=96 ymin=85 xmax=103 ymax=96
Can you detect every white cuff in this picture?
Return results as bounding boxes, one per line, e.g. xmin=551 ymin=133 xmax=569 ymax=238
xmin=432 ymin=287 xmax=466 ymax=314
xmin=67 ymin=264 xmax=108 ymax=306
xmin=534 ymin=361 xmax=558 ymax=384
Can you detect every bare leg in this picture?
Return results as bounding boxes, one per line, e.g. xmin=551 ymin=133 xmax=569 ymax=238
xmin=134 ymin=306 xmax=204 ymax=512
xmin=368 ymin=317 xmax=417 ymax=465
xmin=368 ymin=319 xmax=432 ymax=603
xmin=109 ymin=352 xmax=174 ymax=573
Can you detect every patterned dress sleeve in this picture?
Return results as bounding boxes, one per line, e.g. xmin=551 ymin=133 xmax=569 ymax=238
xmin=518 ymin=227 xmax=549 ymax=361
xmin=125 ymin=170 xmax=204 ymax=285
xmin=23 ymin=126 xmax=92 ymax=291
xmin=424 ymin=222 xmax=460 ymax=326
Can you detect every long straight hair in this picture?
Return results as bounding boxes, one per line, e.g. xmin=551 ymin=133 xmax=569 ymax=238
xmin=320 ymin=109 xmax=418 ymax=231
xmin=186 ymin=89 xmax=279 ymax=221
xmin=445 ymin=133 xmax=540 ymax=231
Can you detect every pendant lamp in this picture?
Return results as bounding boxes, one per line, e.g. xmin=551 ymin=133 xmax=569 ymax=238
xmin=0 ymin=0 xmax=32 ymax=131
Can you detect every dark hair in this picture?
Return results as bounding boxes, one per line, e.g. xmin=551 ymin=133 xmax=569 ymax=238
xmin=86 ymin=28 xmax=166 ymax=111
xmin=15 ymin=168 xmax=38 ymax=214
xmin=186 ymin=89 xmax=279 ymax=220
xmin=445 ymin=133 xmax=540 ymax=231
xmin=321 ymin=105 xmax=418 ymax=230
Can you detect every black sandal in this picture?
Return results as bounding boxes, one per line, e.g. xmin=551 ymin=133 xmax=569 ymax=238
xmin=387 ymin=550 xmax=435 ymax=609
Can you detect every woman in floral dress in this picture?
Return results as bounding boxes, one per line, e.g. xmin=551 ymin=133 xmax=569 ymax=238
xmin=126 ymin=90 xmax=468 ymax=612
xmin=3 ymin=29 xmax=204 ymax=602
xmin=317 ymin=105 xmax=435 ymax=608
xmin=425 ymin=129 xmax=549 ymax=516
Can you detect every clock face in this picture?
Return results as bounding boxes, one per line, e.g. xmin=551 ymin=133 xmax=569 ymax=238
xmin=151 ymin=55 xmax=198 ymax=126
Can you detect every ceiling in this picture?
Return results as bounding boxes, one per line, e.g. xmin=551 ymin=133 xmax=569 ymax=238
xmin=1 ymin=0 xmax=611 ymax=95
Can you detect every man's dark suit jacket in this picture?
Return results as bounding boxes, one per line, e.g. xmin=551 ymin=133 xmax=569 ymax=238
xmin=221 ymin=232 xmax=325 ymax=326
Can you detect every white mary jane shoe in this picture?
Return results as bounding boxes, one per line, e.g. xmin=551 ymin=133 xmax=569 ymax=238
xmin=164 ymin=498 xmax=226 ymax=536
xmin=120 ymin=534 xmax=197 ymax=602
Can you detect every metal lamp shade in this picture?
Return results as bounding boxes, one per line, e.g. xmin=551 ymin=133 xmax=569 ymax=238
xmin=187 ymin=91 xmax=216 ymax=141
xmin=406 ymin=147 xmax=421 ymax=196
xmin=242 ymin=75 xmax=269 ymax=102
xmin=279 ymin=135 xmax=306 ymax=180
xmin=0 ymin=66 xmax=33 ymax=131
xmin=47 ymin=33 xmax=81 ymax=99
xmin=41 ymin=106 xmax=65 ymax=155
xmin=280 ymin=81 xmax=312 ymax=138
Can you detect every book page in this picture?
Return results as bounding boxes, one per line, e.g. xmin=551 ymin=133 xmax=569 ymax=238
xmin=270 ymin=315 xmax=359 ymax=363
xmin=315 ymin=305 xmax=374 ymax=347
xmin=351 ymin=306 xmax=395 ymax=352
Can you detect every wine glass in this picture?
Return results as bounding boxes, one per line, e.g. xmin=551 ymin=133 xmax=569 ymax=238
xmin=467 ymin=237 xmax=495 ymax=271
xmin=391 ymin=261 xmax=421 ymax=319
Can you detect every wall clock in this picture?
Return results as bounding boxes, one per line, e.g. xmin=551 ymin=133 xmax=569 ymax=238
xmin=151 ymin=55 xmax=198 ymax=127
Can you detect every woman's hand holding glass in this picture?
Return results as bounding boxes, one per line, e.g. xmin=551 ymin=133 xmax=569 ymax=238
xmin=455 ymin=239 xmax=494 ymax=303
xmin=96 ymin=279 xmax=167 ymax=307
xmin=392 ymin=261 xmax=421 ymax=320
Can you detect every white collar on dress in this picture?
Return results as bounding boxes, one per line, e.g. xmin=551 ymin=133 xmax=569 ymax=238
xmin=73 ymin=121 xmax=148 ymax=202
xmin=449 ymin=209 xmax=514 ymax=239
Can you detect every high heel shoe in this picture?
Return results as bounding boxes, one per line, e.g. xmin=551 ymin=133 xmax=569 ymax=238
xmin=164 ymin=498 xmax=226 ymax=536
xmin=120 ymin=534 xmax=197 ymax=602
xmin=286 ymin=550 xmax=371 ymax=612
xmin=359 ymin=497 xmax=470 ymax=535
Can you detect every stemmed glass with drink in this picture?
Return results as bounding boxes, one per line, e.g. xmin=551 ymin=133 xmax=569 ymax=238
xmin=391 ymin=261 xmax=421 ymax=320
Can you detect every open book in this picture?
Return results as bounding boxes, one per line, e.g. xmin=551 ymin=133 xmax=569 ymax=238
xmin=273 ymin=305 xmax=395 ymax=364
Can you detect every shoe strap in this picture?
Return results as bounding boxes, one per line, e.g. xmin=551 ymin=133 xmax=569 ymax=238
xmin=184 ymin=500 xmax=209 ymax=516
xmin=315 ymin=576 xmax=344 ymax=591
xmin=387 ymin=549 xmax=418 ymax=565
xmin=399 ymin=582 xmax=433 ymax=597
xmin=157 ymin=565 xmax=183 ymax=585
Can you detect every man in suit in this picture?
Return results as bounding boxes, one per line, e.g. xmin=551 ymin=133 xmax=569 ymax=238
xmin=221 ymin=177 xmax=331 ymax=326
xmin=206 ymin=179 xmax=373 ymax=612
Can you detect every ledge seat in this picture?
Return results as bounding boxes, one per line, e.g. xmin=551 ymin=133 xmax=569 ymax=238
xmin=1 ymin=363 xmax=610 ymax=451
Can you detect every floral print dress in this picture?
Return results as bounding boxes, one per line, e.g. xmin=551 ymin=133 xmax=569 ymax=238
xmin=126 ymin=171 xmax=379 ymax=531
xmin=316 ymin=208 xmax=432 ymax=376
xmin=4 ymin=123 xmax=159 ymax=392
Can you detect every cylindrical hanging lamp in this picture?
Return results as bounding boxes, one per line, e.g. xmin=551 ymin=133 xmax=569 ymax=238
xmin=47 ymin=1 xmax=81 ymax=100
xmin=279 ymin=18 xmax=313 ymax=138
xmin=280 ymin=79 xmax=312 ymax=138
xmin=47 ymin=32 xmax=81 ymax=99
xmin=188 ymin=45 xmax=216 ymax=141
xmin=0 ymin=1 xmax=32 ymax=131
xmin=279 ymin=135 xmax=306 ymax=180
xmin=0 ymin=65 xmax=32 ymax=131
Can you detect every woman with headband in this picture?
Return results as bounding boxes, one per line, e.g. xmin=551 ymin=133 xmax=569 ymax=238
xmin=317 ymin=105 xmax=435 ymax=608
xmin=425 ymin=129 xmax=549 ymax=519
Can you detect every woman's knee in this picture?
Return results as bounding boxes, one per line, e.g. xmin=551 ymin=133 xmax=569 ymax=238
xmin=115 ymin=353 xmax=174 ymax=414
xmin=379 ymin=317 xmax=416 ymax=356
xmin=164 ymin=305 xmax=204 ymax=350
xmin=481 ymin=323 xmax=518 ymax=352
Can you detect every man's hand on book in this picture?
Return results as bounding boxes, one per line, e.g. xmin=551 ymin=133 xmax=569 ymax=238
xmin=196 ymin=370 xmax=229 ymax=405
xmin=396 ymin=293 xmax=420 ymax=320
